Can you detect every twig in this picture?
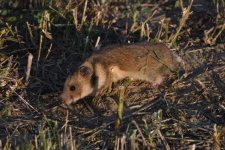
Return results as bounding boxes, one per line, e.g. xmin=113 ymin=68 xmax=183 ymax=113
xmin=213 ymin=125 xmax=225 ymax=150
xmin=157 ymin=129 xmax=171 ymax=150
xmin=25 ymin=53 xmax=33 ymax=84
xmin=168 ymin=0 xmax=193 ymax=44
xmin=81 ymin=0 xmax=88 ymax=27
xmin=95 ymin=36 xmax=101 ymax=48
xmin=115 ymin=86 xmax=125 ymax=130
xmin=132 ymin=120 xmax=151 ymax=149
xmin=186 ymin=47 xmax=215 ymax=53
xmin=14 ymin=91 xmax=39 ymax=113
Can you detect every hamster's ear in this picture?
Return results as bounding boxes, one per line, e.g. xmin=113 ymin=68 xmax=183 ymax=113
xmin=79 ymin=66 xmax=93 ymax=77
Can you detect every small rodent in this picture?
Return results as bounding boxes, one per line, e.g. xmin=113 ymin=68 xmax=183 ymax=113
xmin=61 ymin=43 xmax=183 ymax=105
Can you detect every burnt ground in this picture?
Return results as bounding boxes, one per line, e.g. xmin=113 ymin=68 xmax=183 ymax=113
xmin=0 ymin=0 xmax=225 ymax=149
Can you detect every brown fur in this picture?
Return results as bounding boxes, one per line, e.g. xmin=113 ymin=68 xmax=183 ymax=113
xmin=61 ymin=43 xmax=183 ymax=105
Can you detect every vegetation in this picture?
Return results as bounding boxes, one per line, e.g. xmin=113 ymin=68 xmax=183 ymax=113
xmin=0 ymin=0 xmax=225 ymax=149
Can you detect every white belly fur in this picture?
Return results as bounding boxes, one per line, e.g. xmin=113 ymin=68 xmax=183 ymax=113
xmin=95 ymin=63 xmax=107 ymax=89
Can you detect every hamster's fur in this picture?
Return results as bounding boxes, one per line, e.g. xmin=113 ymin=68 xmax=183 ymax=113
xmin=61 ymin=43 xmax=183 ymax=105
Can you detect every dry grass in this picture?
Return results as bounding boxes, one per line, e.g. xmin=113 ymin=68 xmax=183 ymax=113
xmin=0 ymin=0 xmax=225 ymax=149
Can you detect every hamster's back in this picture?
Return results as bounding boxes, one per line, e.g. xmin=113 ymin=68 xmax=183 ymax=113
xmin=91 ymin=43 xmax=178 ymax=73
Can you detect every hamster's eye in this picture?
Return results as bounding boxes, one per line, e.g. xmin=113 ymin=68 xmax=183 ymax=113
xmin=70 ymin=85 xmax=76 ymax=91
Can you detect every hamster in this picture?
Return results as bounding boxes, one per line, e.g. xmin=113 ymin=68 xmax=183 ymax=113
xmin=61 ymin=43 xmax=183 ymax=105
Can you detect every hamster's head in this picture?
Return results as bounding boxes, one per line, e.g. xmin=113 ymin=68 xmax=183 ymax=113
xmin=61 ymin=65 xmax=95 ymax=105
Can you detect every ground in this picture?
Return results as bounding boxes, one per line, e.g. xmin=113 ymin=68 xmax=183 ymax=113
xmin=0 ymin=0 xmax=225 ymax=149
